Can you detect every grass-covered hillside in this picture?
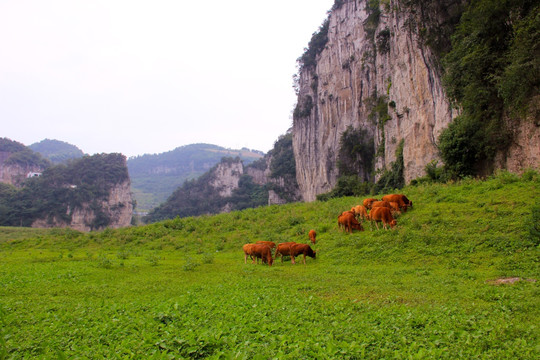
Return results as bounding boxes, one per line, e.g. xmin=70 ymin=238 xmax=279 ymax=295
xmin=1 ymin=171 xmax=538 ymax=358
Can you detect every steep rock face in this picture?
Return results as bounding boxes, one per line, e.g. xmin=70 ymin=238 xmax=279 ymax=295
xmin=0 ymin=151 xmax=45 ymax=187
xmin=31 ymin=180 xmax=133 ymax=232
xmin=293 ymin=0 xmax=458 ymax=201
xmin=211 ymin=157 xmax=301 ymax=207
xmin=246 ymin=156 xmax=302 ymax=205
xmin=210 ymin=161 xmax=243 ymax=197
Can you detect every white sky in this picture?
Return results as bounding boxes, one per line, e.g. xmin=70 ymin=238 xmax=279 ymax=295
xmin=0 ymin=0 xmax=335 ymax=157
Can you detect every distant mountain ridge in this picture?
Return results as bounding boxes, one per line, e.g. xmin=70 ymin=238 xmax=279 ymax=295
xmin=128 ymin=143 xmax=264 ymax=212
xmin=29 ymin=139 xmax=85 ymax=164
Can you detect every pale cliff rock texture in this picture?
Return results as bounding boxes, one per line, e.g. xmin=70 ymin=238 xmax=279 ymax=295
xmin=210 ymin=160 xmax=243 ymax=197
xmin=293 ymin=0 xmax=458 ymax=201
xmin=31 ymin=180 xmax=133 ymax=232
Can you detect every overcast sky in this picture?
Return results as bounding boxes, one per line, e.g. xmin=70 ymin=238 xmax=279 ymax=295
xmin=0 ymin=0 xmax=335 ymax=157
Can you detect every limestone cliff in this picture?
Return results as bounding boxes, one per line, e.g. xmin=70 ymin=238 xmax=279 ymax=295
xmin=293 ymin=0 xmax=539 ymax=201
xmin=293 ymin=0 xmax=462 ymax=201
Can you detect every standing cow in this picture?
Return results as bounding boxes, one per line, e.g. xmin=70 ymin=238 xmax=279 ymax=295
xmin=290 ymin=243 xmax=317 ymax=265
xmin=249 ymin=244 xmax=274 ymax=266
xmin=275 ymin=242 xmax=297 ymax=263
xmin=338 ymin=212 xmax=364 ymax=233
xmin=308 ymin=229 xmax=317 ymax=244
xmin=369 ymin=207 xmax=397 ymax=230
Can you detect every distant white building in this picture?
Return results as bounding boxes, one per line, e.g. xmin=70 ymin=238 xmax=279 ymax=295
xmin=26 ymin=172 xmax=42 ymax=178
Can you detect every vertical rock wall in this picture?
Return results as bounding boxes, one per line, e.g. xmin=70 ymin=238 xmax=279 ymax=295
xmin=293 ymin=0 xmax=457 ymax=201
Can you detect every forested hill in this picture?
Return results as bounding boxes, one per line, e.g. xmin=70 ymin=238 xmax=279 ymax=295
xmin=29 ymin=139 xmax=85 ymax=164
xmin=0 ymin=153 xmax=132 ymax=231
xmin=128 ymin=144 xmax=264 ymax=212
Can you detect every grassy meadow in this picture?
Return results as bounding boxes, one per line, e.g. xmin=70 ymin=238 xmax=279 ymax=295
xmin=1 ymin=171 xmax=539 ymax=359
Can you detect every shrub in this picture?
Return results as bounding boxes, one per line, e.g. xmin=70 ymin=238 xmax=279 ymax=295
xmin=337 ymin=126 xmax=375 ymax=181
xmin=374 ymin=139 xmax=404 ymax=193
xmin=317 ymin=176 xmax=372 ymax=201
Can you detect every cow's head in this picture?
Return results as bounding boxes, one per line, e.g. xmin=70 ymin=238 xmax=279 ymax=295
xmin=390 ymin=220 xmax=397 ymax=228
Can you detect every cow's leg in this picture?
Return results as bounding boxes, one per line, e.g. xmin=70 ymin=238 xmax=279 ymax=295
xmin=244 ymin=253 xmax=248 ymax=264
xmin=375 ymin=221 xmax=380 ymax=230
xmin=303 ymin=254 xmax=306 ymax=265
xmin=291 ymin=256 xmax=296 ymax=265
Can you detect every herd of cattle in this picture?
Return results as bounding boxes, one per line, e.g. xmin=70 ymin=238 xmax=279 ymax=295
xmin=242 ymin=194 xmax=412 ymax=266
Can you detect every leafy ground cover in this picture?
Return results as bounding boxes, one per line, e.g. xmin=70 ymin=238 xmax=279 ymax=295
xmin=1 ymin=171 xmax=539 ymax=358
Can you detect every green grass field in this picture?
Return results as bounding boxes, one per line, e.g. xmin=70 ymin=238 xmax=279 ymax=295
xmin=1 ymin=171 xmax=539 ymax=359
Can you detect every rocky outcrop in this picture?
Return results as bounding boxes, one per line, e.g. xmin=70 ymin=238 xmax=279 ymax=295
xmin=0 ymin=151 xmax=46 ymax=187
xmin=31 ymin=180 xmax=133 ymax=232
xmin=293 ymin=0 xmax=459 ymax=201
xmin=210 ymin=160 xmax=243 ymax=197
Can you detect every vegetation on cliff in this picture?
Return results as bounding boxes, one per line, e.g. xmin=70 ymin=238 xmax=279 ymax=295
xmin=440 ymin=0 xmax=539 ymax=177
xmin=1 ymin=171 xmax=538 ymax=358
xmin=0 ymin=153 xmax=130 ymax=229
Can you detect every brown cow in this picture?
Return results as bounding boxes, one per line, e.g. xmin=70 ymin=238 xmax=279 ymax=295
xmin=351 ymin=205 xmax=369 ymax=220
xmin=308 ymin=229 xmax=316 ymax=244
xmin=338 ymin=211 xmax=364 ymax=233
xmin=275 ymin=242 xmax=296 ymax=263
xmin=369 ymin=207 xmax=397 ymax=230
xmin=290 ymin=243 xmax=317 ymax=265
xmin=388 ymin=201 xmax=402 ymax=216
xmin=363 ymin=198 xmax=379 ymax=209
xmin=400 ymin=194 xmax=413 ymax=208
xmin=382 ymin=194 xmax=411 ymax=211
xmin=255 ymin=241 xmax=276 ymax=250
xmin=371 ymin=200 xmax=392 ymax=209
xmin=249 ymin=244 xmax=274 ymax=266
xmin=243 ymin=244 xmax=255 ymax=264
xmin=337 ymin=210 xmax=355 ymax=231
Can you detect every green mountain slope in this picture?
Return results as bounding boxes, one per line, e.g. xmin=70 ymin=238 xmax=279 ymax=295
xmin=29 ymin=139 xmax=85 ymax=164
xmin=1 ymin=171 xmax=538 ymax=358
xmin=127 ymin=143 xmax=263 ymax=212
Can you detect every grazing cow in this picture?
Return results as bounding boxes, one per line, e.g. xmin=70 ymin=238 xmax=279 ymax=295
xmin=255 ymin=240 xmax=276 ymax=250
xmin=242 ymin=243 xmax=255 ymax=264
xmin=338 ymin=210 xmax=356 ymax=231
xmin=308 ymin=229 xmax=317 ymax=244
xmin=382 ymin=194 xmax=411 ymax=211
xmin=249 ymin=244 xmax=274 ymax=266
xmin=275 ymin=242 xmax=296 ymax=262
xmin=388 ymin=201 xmax=402 ymax=216
xmin=400 ymin=194 xmax=413 ymax=208
xmin=351 ymin=205 xmax=369 ymax=220
xmin=363 ymin=198 xmax=379 ymax=209
xmin=371 ymin=200 xmax=392 ymax=209
xmin=290 ymin=243 xmax=317 ymax=265
xmin=338 ymin=211 xmax=364 ymax=233
xmin=369 ymin=207 xmax=397 ymax=230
